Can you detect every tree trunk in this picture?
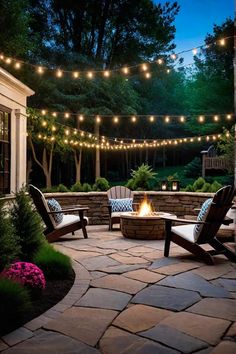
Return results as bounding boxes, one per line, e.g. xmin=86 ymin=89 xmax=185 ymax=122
xmin=152 ymin=149 xmax=157 ymax=169
xmin=162 ymin=146 xmax=166 ymax=168
xmin=94 ymin=121 xmax=100 ymax=179
xmin=96 ymin=0 xmax=111 ymax=59
xmin=74 ymin=148 xmax=82 ymax=182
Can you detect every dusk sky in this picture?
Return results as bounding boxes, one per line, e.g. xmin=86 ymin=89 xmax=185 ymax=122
xmin=156 ymin=0 xmax=234 ymax=64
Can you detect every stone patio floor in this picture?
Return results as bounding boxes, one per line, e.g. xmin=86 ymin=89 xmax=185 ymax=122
xmin=1 ymin=225 xmax=236 ymax=354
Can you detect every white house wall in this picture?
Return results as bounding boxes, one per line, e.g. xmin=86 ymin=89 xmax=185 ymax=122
xmin=0 ymin=67 xmax=34 ymax=193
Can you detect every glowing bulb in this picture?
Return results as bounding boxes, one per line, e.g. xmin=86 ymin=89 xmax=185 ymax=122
xmin=192 ymin=48 xmax=198 ymax=55
xmin=141 ymin=63 xmax=148 ymax=71
xmin=15 ymin=62 xmax=21 ymax=69
xmin=87 ymin=71 xmax=93 ymax=78
xmin=65 ymin=129 xmax=70 ymax=136
xmin=206 ymin=136 xmax=210 ymax=141
xmin=38 ymin=134 xmax=42 ymax=139
xmin=51 ymin=125 xmax=56 ymax=131
xmin=79 ymin=115 xmax=84 ymax=121
xmin=113 ymin=116 xmax=119 ymax=123
xmin=122 ymin=67 xmax=129 ymax=74
xmin=42 ymin=121 xmax=47 ymax=127
xmin=52 ymin=112 xmax=57 ymax=117
xmin=131 ymin=116 xmax=137 ymax=122
xmin=80 ymin=131 xmax=85 ymax=137
xmin=219 ymin=38 xmax=225 ymax=46
xmin=0 ymin=55 xmax=4 ymax=60
xmin=226 ymin=131 xmax=230 ymax=137
xmin=199 ymin=115 xmax=205 ymax=123
xmin=96 ymin=115 xmax=101 ymax=123
xmin=180 ymin=116 xmax=185 ymax=122
xmin=41 ymin=110 xmax=46 ymax=115
xmin=132 ymin=139 xmax=136 ymax=143
xmin=103 ymin=70 xmax=110 ymax=77
xmin=37 ymin=66 xmax=44 ymax=74
xmin=214 ymin=115 xmax=219 ymax=121
xmin=213 ymin=135 xmax=216 ymax=140
xmin=171 ymin=54 xmax=177 ymax=60
xmin=145 ymin=72 xmax=151 ymax=79
xmin=226 ymin=114 xmax=232 ymax=120
xmin=198 ymin=137 xmax=201 ymax=141
xmin=149 ymin=115 xmax=154 ymax=122
xmin=165 ymin=116 xmax=170 ymax=123
xmin=190 ymin=138 xmax=194 ymax=142
xmin=166 ymin=69 xmax=170 ymax=74
xmin=64 ymin=113 xmax=70 ymax=118
xmin=5 ymin=58 xmax=12 ymax=64
xmin=157 ymin=58 xmax=163 ymax=65
xmin=56 ymin=70 xmax=63 ymax=78
xmin=73 ymin=71 xmax=79 ymax=78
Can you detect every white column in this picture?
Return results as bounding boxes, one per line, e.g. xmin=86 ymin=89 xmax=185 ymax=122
xmin=15 ymin=109 xmax=27 ymax=191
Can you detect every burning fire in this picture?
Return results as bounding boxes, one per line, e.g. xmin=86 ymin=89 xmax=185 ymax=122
xmin=138 ymin=195 xmax=153 ymax=216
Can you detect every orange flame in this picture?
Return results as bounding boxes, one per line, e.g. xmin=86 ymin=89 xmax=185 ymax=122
xmin=138 ymin=195 xmax=153 ymax=216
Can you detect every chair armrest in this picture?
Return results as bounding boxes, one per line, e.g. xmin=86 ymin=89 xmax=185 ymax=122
xmin=222 ymin=216 xmax=233 ymax=226
xmin=48 ymin=207 xmax=89 ymax=214
xmin=161 ymin=215 xmax=209 ymax=225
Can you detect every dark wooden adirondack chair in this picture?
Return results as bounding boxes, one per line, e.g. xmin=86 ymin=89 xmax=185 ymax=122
xmin=107 ymin=186 xmax=134 ymax=230
xmin=29 ymin=184 xmax=89 ymax=242
xmin=163 ymin=185 xmax=236 ymax=265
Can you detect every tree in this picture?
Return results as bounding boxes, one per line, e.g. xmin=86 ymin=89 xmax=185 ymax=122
xmin=184 ymin=19 xmax=234 ymax=135
xmin=217 ymin=128 xmax=235 ymax=174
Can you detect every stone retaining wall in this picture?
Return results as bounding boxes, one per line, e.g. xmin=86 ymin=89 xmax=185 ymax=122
xmin=44 ymin=191 xmax=215 ymax=225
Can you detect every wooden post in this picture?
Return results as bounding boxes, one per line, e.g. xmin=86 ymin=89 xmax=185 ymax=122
xmin=94 ymin=120 xmax=100 ymax=179
xmin=202 ymin=154 xmax=206 ymax=178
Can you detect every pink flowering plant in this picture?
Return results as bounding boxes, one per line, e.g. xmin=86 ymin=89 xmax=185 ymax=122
xmin=1 ymin=262 xmax=46 ymax=291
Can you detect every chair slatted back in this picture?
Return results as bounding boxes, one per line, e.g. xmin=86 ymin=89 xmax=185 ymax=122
xmin=29 ymin=184 xmax=54 ymax=231
xmin=197 ymin=185 xmax=235 ymax=244
xmin=107 ymin=186 xmax=133 ymax=200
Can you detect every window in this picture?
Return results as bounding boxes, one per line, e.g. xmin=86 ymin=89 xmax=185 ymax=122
xmin=0 ymin=107 xmax=11 ymax=194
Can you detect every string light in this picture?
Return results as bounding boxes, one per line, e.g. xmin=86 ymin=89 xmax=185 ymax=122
xmin=79 ymin=115 xmax=84 ymax=121
xmin=165 ymin=116 xmax=170 ymax=123
xmin=214 ymin=115 xmax=219 ymax=121
xmin=226 ymin=114 xmax=232 ymax=120
xmin=149 ymin=115 xmax=154 ymax=122
xmin=113 ymin=116 xmax=119 ymax=123
xmin=131 ymin=116 xmax=137 ymax=122
xmin=198 ymin=115 xmax=205 ymax=123
xmin=145 ymin=72 xmax=151 ymax=79
xmin=0 ymin=35 xmax=233 ymax=79
xmin=52 ymin=112 xmax=57 ymax=117
xmin=180 ymin=116 xmax=185 ymax=123
xmin=64 ymin=113 xmax=70 ymax=118
xmin=96 ymin=115 xmax=101 ymax=123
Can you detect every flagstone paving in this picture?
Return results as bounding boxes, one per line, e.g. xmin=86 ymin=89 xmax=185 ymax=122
xmin=1 ymin=225 xmax=236 ymax=353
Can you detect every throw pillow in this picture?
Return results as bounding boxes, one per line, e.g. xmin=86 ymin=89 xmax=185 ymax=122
xmin=193 ymin=198 xmax=212 ymax=241
xmin=47 ymin=198 xmax=63 ymax=224
xmin=109 ymin=198 xmax=133 ymax=212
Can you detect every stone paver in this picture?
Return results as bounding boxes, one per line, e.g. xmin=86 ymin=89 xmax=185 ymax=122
xmin=99 ymin=264 xmax=146 ymax=274
xmin=76 ymin=288 xmax=131 ymax=310
xmin=140 ymin=324 xmax=208 ymax=353
xmin=99 ymin=326 xmax=179 ymax=354
xmin=225 ymin=322 xmax=236 ymax=337
xmin=110 ymin=253 xmax=148 ymax=264
xmin=210 ymin=341 xmax=236 ymax=354
xmin=123 ymin=269 xmax=165 ymax=283
xmin=2 ymin=328 xmax=33 ymax=346
xmin=187 ymin=298 xmax=236 ymax=321
xmin=159 ymin=312 xmax=230 ymax=345
xmin=113 ymin=304 xmax=172 ymax=333
xmin=159 ymin=272 xmax=232 ymax=298
xmin=222 ymin=271 xmax=236 ymax=279
xmin=149 ymin=257 xmax=180 ymax=269
xmin=2 ymin=331 xmax=101 ymax=354
xmin=125 ymin=246 xmax=157 ymax=254
xmin=91 ymin=274 xmax=146 ymax=294
xmin=79 ymin=255 xmax=120 ymax=271
xmin=213 ymin=278 xmax=236 ymax=291
xmin=132 ymin=284 xmax=201 ymax=311
xmin=193 ymin=263 xmax=235 ymax=280
xmin=44 ymin=307 xmax=117 ymax=346
xmin=0 ymin=340 xmax=8 ymax=351
xmin=154 ymin=261 xmax=200 ymax=275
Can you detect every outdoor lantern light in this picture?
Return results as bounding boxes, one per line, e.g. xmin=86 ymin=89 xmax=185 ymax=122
xmin=161 ymin=181 xmax=168 ymax=191
xmin=171 ymin=180 xmax=180 ymax=191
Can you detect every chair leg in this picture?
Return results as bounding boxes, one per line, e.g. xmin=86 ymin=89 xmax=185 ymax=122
xmin=209 ymin=238 xmax=236 ymax=262
xmin=72 ymin=231 xmax=75 ymax=235
xmin=164 ymin=220 xmax=172 ymax=257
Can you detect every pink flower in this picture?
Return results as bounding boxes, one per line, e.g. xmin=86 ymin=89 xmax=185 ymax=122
xmin=1 ymin=262 xmax=46 ymax=290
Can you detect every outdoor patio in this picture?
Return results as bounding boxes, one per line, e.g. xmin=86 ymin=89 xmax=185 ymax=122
xmin=1 ymin=225 xmax=236 ymax=354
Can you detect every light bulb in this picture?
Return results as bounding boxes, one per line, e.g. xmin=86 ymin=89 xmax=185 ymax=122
xmin=214 ymin=115 xmax=219 ymax=121
xmin=79 ymin=115 xmax=84 ymax=121
xmin=103 ymin=70 xmax=110 ymax=77
xmin=165 ymin=116 xmax=170 ymax=123
xmin=56 ymin=70 xmax=63 ymax=78
xmin=113 ymin=116 xmax=119 ymax=123
xmin=180 ymin=116 xmax=185 ymax=122
xmin=149 ymin=115 xmax=154 ymax=122
xmin=142 ymin=63 xmax=148 ymax=71
xmin=157 ymin=58 xmax=163 ymax=65
xmin=64 ymin=113 xmax=70 ymax=118
xmin=15 ymin=62 xmax=21 ymax=69
xmin=122 ymin=67 xmax=129 ymax=74
xmin=199 ymin=115 xmax=205 ymax=123
xmin=192 ymin=48 xmax=198 ymax=55
xmin=52 ymin=112 xmax=57 ymax=117
xmin=73 ymin=71 xmax=79 ymax=78
xmin=37 ymin=66 xmax=44 ymax=74
xmin=87 ymin=71 xmax=93 ymax=78
xmin=171 ymin=54 xmax=177 ymax=60
xmin=96 ymin=115 xmax=101 ymax=123
xmin=5 ymin=58 xmax=12 ymax=64
xmin=131 ymin=116 xmax=136 ymax=122
xmin=145 ymin=72 xmax=151 ymax=78
xmin=219 ymin=38 xmax=225 ymax=46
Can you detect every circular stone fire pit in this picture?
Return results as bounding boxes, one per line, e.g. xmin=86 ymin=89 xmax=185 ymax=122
xmin=120 ymin=212 xmax=174 ymax=240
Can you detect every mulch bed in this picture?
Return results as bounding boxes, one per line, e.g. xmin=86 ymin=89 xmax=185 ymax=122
xmin=1 ymin=270 xmax=75 ymax=336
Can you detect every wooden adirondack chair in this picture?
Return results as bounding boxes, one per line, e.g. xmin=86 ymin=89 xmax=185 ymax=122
xmin=29 ymin=184 xmax=89 ymax=242
xmin=107 ymin=186 xmax=134 ymax=230
xmin=163 ymin=185 xmax=236 ymax=265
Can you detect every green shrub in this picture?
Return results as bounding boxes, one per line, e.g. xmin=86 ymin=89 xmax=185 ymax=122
xmin=41 ymin=186 xmax=59 ymax=193
xmin=93 ymin=177 xmax=110 ymax=191
xmin=184 ymin=184 xmax=194 ymax=192
xmin=210 ymin=181 xmax=222 ymax=193
xmin=57 ymin=184 xmax=69 ymax=192
xmin=11 ymin=188 xmax=45 ymax=261
xmin=200 ymin=182 xmax=212 ymax=192
xmin=126 ymin=164 xmax=157 ymax=190
xmin=0 ymin=200 xmax=20 ymax=271
xmin=82 ymin=183 xmax=92 ymax=192
xmin=193 ymin=177 xmax=205 ymax=191
xmin=33 ymin=243 xmax=72 ymax=280
xmin=0 ymin=278 xmax=32 ymax=334
xmin=71 ymin=181 xmax=83 ymax=192
xmin=184 ymin=157 xmax=202 ymax=178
